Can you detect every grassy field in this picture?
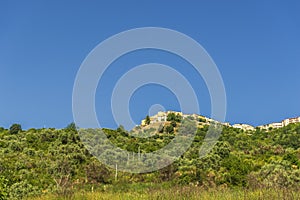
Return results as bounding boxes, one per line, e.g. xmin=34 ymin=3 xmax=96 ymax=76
xmin=31 ymin=186 xmax=300 ymax=200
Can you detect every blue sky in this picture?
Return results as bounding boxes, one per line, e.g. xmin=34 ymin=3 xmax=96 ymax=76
xmin=1 ymin=1 xmax=300 ymax=129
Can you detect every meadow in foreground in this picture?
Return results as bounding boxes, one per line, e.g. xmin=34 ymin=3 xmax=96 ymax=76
xmin=32 ymin=187 xmax=300 ymax=200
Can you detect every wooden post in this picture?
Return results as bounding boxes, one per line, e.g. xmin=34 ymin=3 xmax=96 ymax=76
xmin=115 ymin=164 xmax=118 ymax=181
xmin=138 ymin=146 xmax=141 ymax=161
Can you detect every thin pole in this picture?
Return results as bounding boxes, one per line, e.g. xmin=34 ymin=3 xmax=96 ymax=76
xmin=115 ymin=164 xmax=118 ymax=181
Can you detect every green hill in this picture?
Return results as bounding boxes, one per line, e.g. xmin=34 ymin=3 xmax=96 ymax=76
xmin=1 ymin=122 xmax=300 ymax=199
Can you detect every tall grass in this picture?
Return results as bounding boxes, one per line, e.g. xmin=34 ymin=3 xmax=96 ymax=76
xmin=31 ymin=186 xmax=300 ymax=200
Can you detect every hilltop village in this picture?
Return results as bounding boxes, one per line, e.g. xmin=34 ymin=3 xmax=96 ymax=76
xmin=140 ymin=111 xmax=300 ymax=131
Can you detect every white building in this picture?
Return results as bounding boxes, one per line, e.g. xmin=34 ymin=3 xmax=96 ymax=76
xmin=258 ymin=116 xmax=300 ymax=130
xmin=282 ymin=117 xmax=300 ymax=126
xmin=258 ymin=122 xmax=283 ymax=130
xmin=270 ymin=122 xmax=284 ymax=129
xmin=232 ymin=124 xmax=255 ymax=131
xmin=222 ymin=122 xmax=231 ymax=127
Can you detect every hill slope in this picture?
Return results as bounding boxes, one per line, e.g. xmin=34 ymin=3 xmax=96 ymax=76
xmin=1 ymin=123 xmax=300 ymax=199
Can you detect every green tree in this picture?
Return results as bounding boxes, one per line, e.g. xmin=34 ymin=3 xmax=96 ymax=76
xmin=175 ymin=114 xmax=183 ymax=122
xmin=145 ymin=115 xmax=151 ymax=125
xmin=167 ymin=113 xmax=176 ymax=121
xmin=117 ymin=125 xmax=125 ymax=132
xmin=0 ymin=127 xmax=5 ymax=133
xmin=165 ymin=125 xmax=174 ymax=134
xmin=221 ymin=154 xmax=252 ymax=186
xmin=167 ymin=113 xmax=182 ymax=122
xmin=9 ymin=124 xmax=22 ymax=134
xmin=170 ymin=121 xmax=177 ymax=127
xmin=65 ymin=122 xmax=77 ymax=131
xmin=85 ymin=159 xmax=111 ymax=184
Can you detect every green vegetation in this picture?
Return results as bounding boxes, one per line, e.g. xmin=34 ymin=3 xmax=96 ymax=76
xmin=31 ymin=187 xmax=300 ymax=200
xmin=145 ymin=115 xmax=151 ymax=125
xmin=198 ymin=117 xmax=207 ymax=123
xmin=0 ymin=122 xmax=300 ymax=199
xmin=166 ymin=113 xmax=182 ymax=122
xmin=9 ymin=124 xmax=22 ymax=135
xmin=164 ymin=125 xmax=174 ymax=134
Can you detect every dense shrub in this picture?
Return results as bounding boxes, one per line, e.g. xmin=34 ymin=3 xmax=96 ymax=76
xmin=0 ymin=123 xmax=300 ymax=198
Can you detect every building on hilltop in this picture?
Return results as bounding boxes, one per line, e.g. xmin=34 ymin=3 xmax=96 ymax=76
xmin=222 ymin=122 xmax=231 ymax=127
xmin=270 ymin=122 xmax=284 ymax=129
xmin=258 ymin=116 xmax=300 ymax=130
xmin=141 ymin=111 xmax=300 ymax=131
xmin=258 ymin=122 xmax=283 ymax=130
xmin=141 ymin=111 xmax=202 ymax=126
xmin=232 ymin=124 xmax=255 ymax=131
xmin=282 ymin=117 xmax=300 ymax=126
xmin=141 ymin=111 xmax=172 ymax=126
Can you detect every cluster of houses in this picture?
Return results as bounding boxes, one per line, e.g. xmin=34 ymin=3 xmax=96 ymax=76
xmin=142 ymin=111 xmax=194 ymax=125
xmin=141 ymin=111 xmax=300 ymax=131
xmin=228 ymin=117 xmax=300 ymax=131
xmin=141 ymin=111 xmax=231 ymax=128
xmin=258 ymin=117 xmax=300 ymax=130
xmin=232 ymin=124 xmax=255 ymax=131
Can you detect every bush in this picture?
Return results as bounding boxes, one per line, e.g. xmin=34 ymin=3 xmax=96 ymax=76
xmin=9 ymin=180 xmax=40 ymax=199
xmin=167 ymin=113 xmax=182 ymax=122
xmin=165 ymin=125 xmax=174 ymax=134
xmin=0 ymin=177 xmax=8 ymax=200
xmin=249 ymin=161 xmax=300 ymax=189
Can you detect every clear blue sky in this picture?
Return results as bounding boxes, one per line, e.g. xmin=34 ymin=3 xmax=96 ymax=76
xmin=1 ymin=1 xmax=300 ymax=129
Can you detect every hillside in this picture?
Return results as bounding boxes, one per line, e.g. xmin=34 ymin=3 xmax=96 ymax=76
xmin=1 ymin=121 xmax=300 ymax=199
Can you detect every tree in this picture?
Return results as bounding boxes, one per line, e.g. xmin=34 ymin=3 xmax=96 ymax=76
xmin=117 ymin=125 xmax=125 ymax=132
xmin=175 ymin=114 xmax=183 ymax=122
xmin=165 ymin=125 xmax=174 ymax=134
xmin=85 ymin=159 xmax=111 ymax=184
xmin=167 ymin=113 xmax=176 ymax=121
xmin=167 ymin=113 xmax=182 ymax=122
xmin=158 ymin=160 xmax=177 ymax=181
xmin=50 ymin=157 xmax=74 ymax=197
xmin=145 ymin=115 xmax=151 ymax=125
xmin=221 ymin=154 xmax=252 ymax=186
xmin=9 ymin=124 xmax=22 ymax=134
xmin=65 ymin=122 xmax=77 ymax=131
xmin=170 ymin=121 xmax=177 ymax=127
